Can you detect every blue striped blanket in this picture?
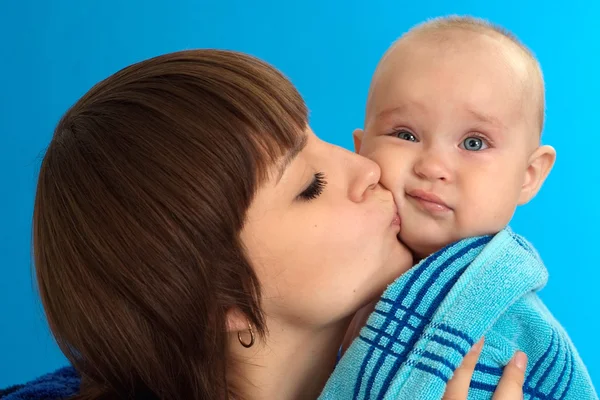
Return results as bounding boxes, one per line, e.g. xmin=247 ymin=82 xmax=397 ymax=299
xmin=320 ymin=228 xmax=597 ymax=399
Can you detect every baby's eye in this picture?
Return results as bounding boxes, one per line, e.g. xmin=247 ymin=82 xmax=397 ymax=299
xmin=460 ymin=136 xmax=488 ymax=151
xmin=393 ymin=129 xmax=418 ymax=142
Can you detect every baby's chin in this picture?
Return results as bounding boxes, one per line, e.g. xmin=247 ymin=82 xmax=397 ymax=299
xmin=398 ymin=229 xmax=455 ymax=262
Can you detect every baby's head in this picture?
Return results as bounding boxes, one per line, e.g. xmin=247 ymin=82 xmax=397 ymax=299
xmin=355 ymin=16 xmax=556 ymax=259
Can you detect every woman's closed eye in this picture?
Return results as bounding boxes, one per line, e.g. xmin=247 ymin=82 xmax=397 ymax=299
xmin=297 ymin=172 xmax=327 ymax=201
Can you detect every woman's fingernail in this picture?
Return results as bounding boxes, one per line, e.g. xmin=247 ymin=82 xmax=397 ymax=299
xmin=512 ymin=351 xmax=528 ymax=371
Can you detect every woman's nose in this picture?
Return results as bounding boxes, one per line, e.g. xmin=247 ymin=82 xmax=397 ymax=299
xmin=347 ymin=151 xmax=381 ymax=203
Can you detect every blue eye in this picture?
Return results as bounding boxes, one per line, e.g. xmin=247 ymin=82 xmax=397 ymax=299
xmin=298 ymin=172 xmax=327 ymax=201
xmin=461 ymin=136 xmax=488 ymax=151
xmin=394 ymin=130 xmax=418 ymax=142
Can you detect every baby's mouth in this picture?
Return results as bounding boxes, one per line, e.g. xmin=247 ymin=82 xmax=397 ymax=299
xmin=406 ymin=189 xmax=452 ymax=214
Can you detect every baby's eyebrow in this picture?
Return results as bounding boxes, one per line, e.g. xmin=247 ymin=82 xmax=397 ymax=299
xmin=466 ymin=107 xmax=507 ymax=130
xmin=372 ymin=98 xmax=433 ymax=121
xmin=375 ymin=103 xmax=420 ymax=121
xmin=373 ymin=103 xmax=508 ymax=132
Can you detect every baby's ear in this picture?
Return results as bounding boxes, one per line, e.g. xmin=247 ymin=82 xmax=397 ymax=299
xmin=518 ymin=145 xmax=556 ymax=205
xmin=353 ymin=129 xmax=364 ymax=154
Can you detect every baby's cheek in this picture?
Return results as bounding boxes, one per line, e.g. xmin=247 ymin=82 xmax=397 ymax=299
xmin=378 ymin=159 xmax=409 ymax=193
xmin=357 ymin=135 xmax=379 ymax=157
xmin=463 ymin=194 xmax=515 ymax=234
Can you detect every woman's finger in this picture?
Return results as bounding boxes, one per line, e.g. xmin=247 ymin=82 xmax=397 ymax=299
xmin=442 ymin=338 xmax=484 ymax=400
xmin=492 ymin=351 xmax=527 ymax=400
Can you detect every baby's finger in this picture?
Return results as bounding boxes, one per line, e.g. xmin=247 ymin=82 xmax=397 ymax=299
xmin=442 ymin=338 xmax=484 ymax=400
xmin=492 ymin=351 xmax=527 ymax=400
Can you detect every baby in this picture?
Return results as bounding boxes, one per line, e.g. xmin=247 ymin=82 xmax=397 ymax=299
xmin=321 ymin=16 xmax=597 ymax=400
xmin=355 ymin=16 xmax=553 ymax=260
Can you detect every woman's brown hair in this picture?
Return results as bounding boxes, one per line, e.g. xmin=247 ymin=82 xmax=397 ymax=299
xmin=32 ymin=50 xmax=308 ymax=399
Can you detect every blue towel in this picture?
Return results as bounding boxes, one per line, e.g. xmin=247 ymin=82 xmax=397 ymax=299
xmin=0 ymin=367 xmax=79 ymax=400
xmin=320 ymin=228 xmax=597 ymax=399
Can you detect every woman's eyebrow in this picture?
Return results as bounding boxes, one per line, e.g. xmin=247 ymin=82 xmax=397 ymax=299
xmin=276 ymin=134 xmax=308 ymax=184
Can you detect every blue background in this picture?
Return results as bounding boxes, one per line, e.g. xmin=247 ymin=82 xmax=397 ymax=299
xmin=1 ymin=0 xmax=598 ymax=388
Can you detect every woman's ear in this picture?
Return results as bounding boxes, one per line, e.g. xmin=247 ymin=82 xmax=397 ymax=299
xmin=225 ymin=308 xmax=249 ymax=333
xmin=353 ymin=129 xmax=364 ymax=154
xmin=518 ymin=145 xmax=556 ymax=205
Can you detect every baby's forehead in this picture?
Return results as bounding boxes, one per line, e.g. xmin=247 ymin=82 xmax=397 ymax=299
xmin=366 ymin=34 xmax=542 ymax=134
xmin=378 ymin=32 xmax=529 ymax=83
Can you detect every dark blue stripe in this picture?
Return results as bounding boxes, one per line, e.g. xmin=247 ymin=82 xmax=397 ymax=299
xmin=376 ymin=297 xmax=426 ymax=319
xmin=359 ymin=334 xmax=401 ymax=356
xmin=355 ymin=238 xmax=480 ymax=399
xmin=536 ymin=331 xmax=562 ymax=395
xmin=363 ymin=322 xmax=418 ymax=342
xmin=524 ymin=330 xmax=556 ymax=390
xmin=436 ymin=323 xmax=476 ymax=347
xmin=469 ymin=380 xmax=498 ymax=392
xmin=361 ymin=304 xmax=428 ymax=398
xmin=370 ymin=310 xmax=419 ymax=332
xmin=359 ymin=333 xmax=473 ymax=375
xmin=359 ymin=334 xmax=464 ymax=373
xmin=407 ymin=236 xmax=492 ymax=319
xmin=559 ymin=350 xmax=575 ymax=400
xmin=428 ymin=334 xmax=469 ymax=356
xmin=473 ymin=360 xmax=559 ymax=400
xmin=360 ymin=333 xmax=555 ymax=399
xmin=420 ymin=350 xmax=457 ymax=372
xmin=511 ymin=232 xmax=533 ymax=253
xmin=358 ymin=334 xmax=459 ymax=374
xmin=363 ymin=320 xmax=476 ymax=354
xmin=373 ymin=236 xmax=492 ymax=400
xmin=353 ymin=244 xmax=444 ymax=399
xmin=470 ymin=379 xmax=551 ymax=399
xmin=364 ymin=239 xmax=479 ymax=400
xmin=474 ymin=358 xmax=570 ymax=400
xmin=413 ymin=361 xmax=451 ymax=382
xmin=473 ymin=359 xmax=561 ymax=400
xmin=475 ymin=363 xmax=504 ymax=376
xmin=549 ymin=341 xmax=569 ymax=398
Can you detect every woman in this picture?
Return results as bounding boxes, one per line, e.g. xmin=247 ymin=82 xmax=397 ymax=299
xmin=32 ymin=49 xmax=525 ymax=399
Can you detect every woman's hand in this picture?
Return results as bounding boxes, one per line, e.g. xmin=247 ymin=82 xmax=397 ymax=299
xmin=443 ymin=338 xmax=527 ymax=399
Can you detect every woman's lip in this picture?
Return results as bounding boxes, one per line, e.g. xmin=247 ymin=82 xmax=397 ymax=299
xmin=391 ymin=203 xmax=401 ymax=226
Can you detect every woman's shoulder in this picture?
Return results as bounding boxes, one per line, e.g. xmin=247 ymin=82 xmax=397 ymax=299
xmin=0 ymin=367 xmax=79 ymax=400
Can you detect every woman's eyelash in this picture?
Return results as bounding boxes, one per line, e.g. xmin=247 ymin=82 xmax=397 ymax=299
xmin=297 ymin=172 xmax=327 ymax=201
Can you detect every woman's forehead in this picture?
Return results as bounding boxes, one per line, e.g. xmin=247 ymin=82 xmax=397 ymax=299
xmin=274 ymin=133 xmax=309 ymax=184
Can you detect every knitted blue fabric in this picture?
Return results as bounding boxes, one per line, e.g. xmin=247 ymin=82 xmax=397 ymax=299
xmin=320 ymin=228 xmax=597 ymax=399
xmin=0 ymin=367 xmax=79 ymax=400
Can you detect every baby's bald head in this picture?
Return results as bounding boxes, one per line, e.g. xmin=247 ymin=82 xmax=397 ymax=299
xmin=367 ymin=16 xmax=545 ymax=139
